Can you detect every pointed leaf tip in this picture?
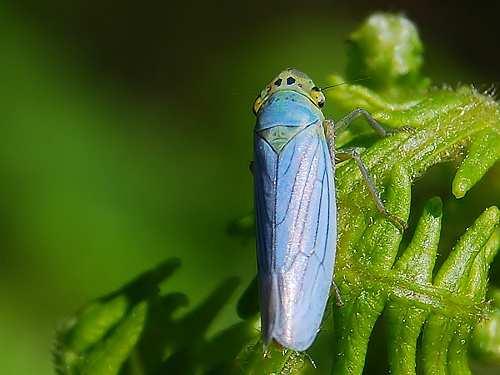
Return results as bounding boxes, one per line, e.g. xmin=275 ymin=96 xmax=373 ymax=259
xmin=453 ymin=130 xmax=500 ymax=199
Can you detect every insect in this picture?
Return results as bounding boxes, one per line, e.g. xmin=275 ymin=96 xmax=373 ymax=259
xmin=252 ymin=68 xmax=406 ymax=351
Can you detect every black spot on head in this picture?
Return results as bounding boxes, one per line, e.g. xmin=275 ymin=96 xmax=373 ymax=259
xmin=274 ymin=78 xmax=282 ymax=86
xmin=287 ymin=77 xmax=296 ymax=85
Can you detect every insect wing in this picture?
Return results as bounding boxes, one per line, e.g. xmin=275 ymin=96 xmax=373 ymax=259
xmin=254 ymin=121 xmax=336 ymax=351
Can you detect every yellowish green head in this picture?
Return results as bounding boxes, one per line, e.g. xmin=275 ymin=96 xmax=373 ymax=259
xmin=253 ymin=68 xmax=325 ymax=115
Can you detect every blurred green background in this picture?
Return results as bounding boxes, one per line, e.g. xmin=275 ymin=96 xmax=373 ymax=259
xmin=0 ymin=1 xmax=499 ymax=374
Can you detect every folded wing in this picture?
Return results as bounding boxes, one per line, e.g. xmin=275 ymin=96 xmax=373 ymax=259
xmin=254 ymin=122 xmax=337 ymax=351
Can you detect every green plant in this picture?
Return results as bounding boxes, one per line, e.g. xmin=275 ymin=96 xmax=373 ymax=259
xmin=53 ymin=13 xmax=499 ymax=375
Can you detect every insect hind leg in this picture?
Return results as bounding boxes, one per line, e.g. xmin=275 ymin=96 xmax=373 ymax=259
xmin=332 ymin=281 xmax=344 ymax=307
xmin=283 ymin=348 xmax=317 ymax=369
xmin=336 ymin=147 xmax=407 ymax=232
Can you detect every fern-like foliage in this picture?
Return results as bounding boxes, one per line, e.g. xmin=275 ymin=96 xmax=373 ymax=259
xmin=53 ymin=13 xmax=500 ymax=375
xmin=326 ymin=82 xmax=500 ymax=375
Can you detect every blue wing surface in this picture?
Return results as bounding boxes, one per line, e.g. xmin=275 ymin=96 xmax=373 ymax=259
xmin=254 ymin=121 xmax=337 ymax=351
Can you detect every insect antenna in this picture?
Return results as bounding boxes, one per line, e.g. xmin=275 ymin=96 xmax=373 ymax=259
xmin=321 ymin=76 xmax=371 ymax=91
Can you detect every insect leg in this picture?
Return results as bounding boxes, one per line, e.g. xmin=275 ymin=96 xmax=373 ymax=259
xmin=281 ymin=349 xmax=317 ymax=369
xmin=303 ymin=351 xmax=317 ymax=369
xmin=322 ymin=119 xmax=336 ymax=165
xmin=249 ymin=161 xmax=254 ymax=174
xmin=334 ymin=108 xmax=389 ymax=137
xmin=336 ymin=147 xmax=407 ymax=232
xmin=332 ymin=281 xmax=344 ymax=307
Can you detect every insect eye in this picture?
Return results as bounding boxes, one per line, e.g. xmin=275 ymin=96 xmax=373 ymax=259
xmin=274 ymin=78 xmax=282 ymax=86
xmin=310 ymin=88 xmax=325 ymax=108
xmin=253 ymin=94 xmax=263 ymax=115
xmin=287 ymin=77 xmax=296 ymax=85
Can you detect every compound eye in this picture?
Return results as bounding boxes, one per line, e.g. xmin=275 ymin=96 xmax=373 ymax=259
xmin=252 ymin=95 xmax=262 ymax=116
xmin=253 ymin=95 xmax=263 ymax=115
xmin=286 ymin=76 xmax=296 ymax=85
xmin=310 ymin=87 xmax=325 ymax=108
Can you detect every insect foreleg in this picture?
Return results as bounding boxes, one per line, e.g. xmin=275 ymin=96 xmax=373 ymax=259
xmin=334 ymin=108 xmax=389 ymax=137
xmin=336 ymin=147 xmax=407 ymax=232
xmin=322 ymin=119 xmax=336 ymax=165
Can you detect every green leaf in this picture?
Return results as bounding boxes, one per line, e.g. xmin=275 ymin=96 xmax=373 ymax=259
xmin=53 ymin=259 xmax=180 ymax=375
xmin=345 ymin=12 xmax=430 ymax=95
xmin=470 ymin=286 xmax=500 ymax=365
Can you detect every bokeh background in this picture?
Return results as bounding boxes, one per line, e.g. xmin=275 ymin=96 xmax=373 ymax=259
xmin=0 ymin=1 xmax=499 ymax=374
